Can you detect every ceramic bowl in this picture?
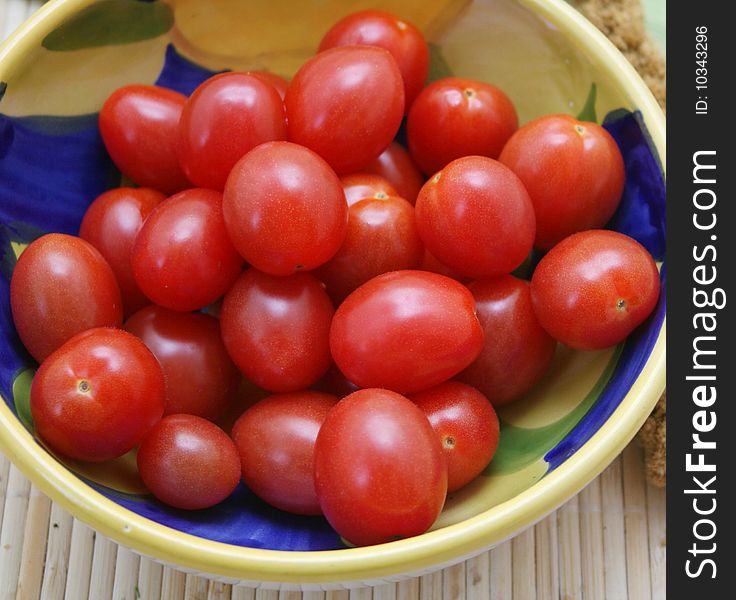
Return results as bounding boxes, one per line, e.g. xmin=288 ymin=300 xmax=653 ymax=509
xmin=0 ymin=0 xmax=665 ymax=588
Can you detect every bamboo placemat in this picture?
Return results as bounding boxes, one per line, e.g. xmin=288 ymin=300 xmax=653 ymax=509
xmin=1 ymin=1 xmax=666 ymax=598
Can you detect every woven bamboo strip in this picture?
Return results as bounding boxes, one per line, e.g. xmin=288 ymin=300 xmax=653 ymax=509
xmin=16 ymin=485 xmax=52 ymax=600
xmin=138 ymin=558 xmax=164 ymax=600
xmin=534 ymin=513 xmax=559 ymax=600
xmin=601 ymin=456 xmax=628 ymax=598
xmin=112 ymin=546 xmax=141 ymax=600
xmin=623 ymin=445 xmax=652 ymax=600
xmin=63 ymin=520 xmax=94 ymax=600
xmin=39 ymin=503 xmax=74 ymax=600
xmin=0 ymin=465 xmax=31 ymax=600
xmin=488 ymin=540 xmax=512 ymax=600
xmin=511 ymin=527 xmax=535 ymax=600
xmin=88 ymin=534 xmax=118 ymax=600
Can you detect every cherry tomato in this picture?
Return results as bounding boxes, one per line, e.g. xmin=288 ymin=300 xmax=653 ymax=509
xmin=330 ymin=270 xmax=484 ymax=394
xmin=247 ymin=71 xmax=289 ymax=101
xmin=530 ymin=230 xmax=660 ymax=350
xmin=223 ymin=141 xmax=348 ymax=276
xmin=137 ymin=414 xmax=240 ymax=510
xmin=340 ymin=173 xmax=398 ymax=207
xmin=409 ymin=381 xmax=499 ymax=492
xmin=419 ymin=248 xmax=470 ymax=283
xmin=285 ymin=46 xmax=405 ymax=174
xmin=99 ymin=85 xmax=191 ymax=194
xmin=499 ymin=114 xmax=625 ymax=250
xmin=220 ymin=269 xmax=334 ymax=392
xmin=415 ymin=156 xmax=535 ymax=279
xmin=30 ymin=327 xmax=165 ymax=462
xmin=177 ymin=73 xmax=287 ymax=191
xmin=312 ymin=365 xmax=360 ymax=399
xmin=316 ymin=195 xmax=423 ymax=302
xmin=364 ymin=142 xmax=425 ymax=204
xmin=459 ymin=276 xmax=557 ymax=406
xmin=10 ymin=234 xmax=123 ymax=363
xmin=232 ymin=391 xmax=338 ymax=515
xmin=314 ymin=388 xmax=447 ymax=546
xmin=318 ymin=10 xmax=429 ymax=109
xmin=407 ymin=77 xmax=518 ymax=176
xmin=79 ymin=187 xmax=164 ymax=316
xmin=132 ymin=188 xmax=243 ymax=312
xmin=124 ymin=306 xmax=240 ymax=421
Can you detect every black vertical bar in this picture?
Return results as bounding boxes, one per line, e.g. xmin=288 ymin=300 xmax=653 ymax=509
xmin=667 ymin=3 xmax=734 ymax=595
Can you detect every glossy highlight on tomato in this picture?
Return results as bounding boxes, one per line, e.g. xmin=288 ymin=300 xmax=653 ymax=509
xmin=460 ymin=276 xmax=557 ymax=406
xmin=220 ymin=269 xmax=334 ymax=393
xmin=499 ymin=114 xmax=625 ymax=250
xmin=316 ymin=194 xmax=423 ymax=302
xmin=364 ymin=142 xmax=425 ymax=204
xmin=285 ymin=46 xmax=405 ymax=174
xmin=30 ymin=328 xmax=165 ymax=462
xmin=10 ymin=233 xmax=123 ymax=363
xmin=99 ymin=85 xmax=190 ymax=194
xmin=125 ymin=306 xmax=240 ymax=421
xmin=177 ymin=72 xmax=287 ymax=191
xmin=415 ymin=156 xmax=535 ymax=279
xmin=410 ymin=381 xmax=500 ymax=492
xmin=340 ymin=173 xmax=398 ymax=207
xmin=132 ymin=188 xmax=243 ymax=312
xmin=137 ymin=414 xmax=240 ymax=510
xmin=314 ymin=388 xmax=447 ymax=546
xmin=232 ymin=391 xmax=338 ymax=515
xmin=79 ymin=187 xmax=164 ymax=316
xmin=223 ymin=141 xmax=348 ymax=276
xmin=330 ymin=270 xmax=484 ymax=394
xmin=318 ymin=9 xmax=429 ymax=109
xmin=408 ymin=77 xmax=518 ymax=175
xmin=530 ymin=230 xmax=660 ymax=350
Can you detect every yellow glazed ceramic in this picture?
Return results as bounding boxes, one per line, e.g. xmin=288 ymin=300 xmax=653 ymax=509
xmin=0 ymin=0 xmax=665 ymax=587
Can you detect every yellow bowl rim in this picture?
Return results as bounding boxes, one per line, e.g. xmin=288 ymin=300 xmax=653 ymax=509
xmin=0 ymin=0 xmax=665 ymax=584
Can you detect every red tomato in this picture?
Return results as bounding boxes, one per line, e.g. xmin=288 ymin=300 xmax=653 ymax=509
xmin=10 ymin=234 xmax=122 ymax=363
xmin=220 ymin=269 xmax=334 ymax=392
xmin=177 ymin=73 xmax=287 ymax=191
xmin=124 ymin=306 xmax=240 ymax=421
xmin=99 ymin=85 xmax=191 ymax=194
xmin=459 ymin=276 xmax=557 ymax=406
xmin=137 ymin=414 xmax=240 ymax=510
xmin=415 ymin=156 xmax=535 ymax=279
xmin=314 ymin=388 xmax=447 ymax=546
xmin=330 ymin=270 xmax=484 ymax=394
xmin=407 ymin=77 xmax=518 ymax=176
xmin=364 ymin=142 xmax=425 ymax=204
xmin=318 ymin=10 xmax=429 ymax=109
xmin=419 ymin=248 xmax=470 ymax=283
xmin=30 ymin=328 xmax=165 ymax=462
xmin=285 ymin=46 xmax=405 ymax=174
xmin=247 ymin=71 xmax=289 ymax=101
xmin=499 ymin=114 xmax=625 ymax=250
xmin=312 ymin=365 xmax=360 ymax=399
xmin=340 ymin=173 xmax=398 ymax=207
xmin=223 ymin=141 xmax=348 ymax=276
xmin=232 ymin=391 xmax=338 ymax=515
xmin=530 ymin=230 xmax=660 ymax=350
xmin=79 ymin=187 xmax=164 ymax=316
xmin=409 ymin=381 xmax=499 ymax=492
xmin=132 ymin=188 xmax=243 ymax=312
xmin=316 ymin=195 xmax=423 ymax=302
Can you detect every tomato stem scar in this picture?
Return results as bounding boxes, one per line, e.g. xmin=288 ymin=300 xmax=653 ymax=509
xmin=78 ymin=380 xmax=90 ymax=393
xmin=443 ymin=435 xmax=456 ymax=449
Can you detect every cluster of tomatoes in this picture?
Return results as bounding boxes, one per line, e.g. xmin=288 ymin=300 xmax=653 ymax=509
xmin=9 ymin=10 xmax=660 ymax=547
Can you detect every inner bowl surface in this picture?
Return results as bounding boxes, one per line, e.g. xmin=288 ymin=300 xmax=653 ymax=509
xmin=0 ymin=0 xmax=665 ymax=586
